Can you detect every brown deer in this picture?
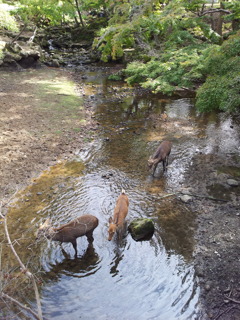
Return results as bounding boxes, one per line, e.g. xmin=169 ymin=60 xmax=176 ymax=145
xmin=108 ymin=189 xmax=129 ymax=241
xmin=36 ymin=214 xmax=99 ymax=257
xmin=148 ymin=140 xmax=172 ymax=176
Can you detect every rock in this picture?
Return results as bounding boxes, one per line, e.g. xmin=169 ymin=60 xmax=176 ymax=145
xmin=227 ymin=179 xmax=238 ymax=187
xmin=4 ymin=51 xmax=21 ymax=62
xmin=205 ymin=283 xmax=211 ymax=291
xmin=49 ymin=59 xmax=60 ymax=68
xmin=128 ymin=218 xmax=155 ymax=241
xmin=1 ymin=41 xmax=41 ymax=69
xmin=180 ymin=194 xmax=193 ymax=203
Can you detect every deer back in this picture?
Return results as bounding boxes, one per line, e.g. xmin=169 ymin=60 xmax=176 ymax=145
xmin=149 ymin=140 xmax=172 ymax=164
xmin=113 ymin=193 xmax=129 ymax=226
xmin=108 ymin=192 xmax=129 ymax=241
xmin=38 ymin=214 xmax=98 ymax=243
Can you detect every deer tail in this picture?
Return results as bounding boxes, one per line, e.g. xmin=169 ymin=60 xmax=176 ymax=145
xmin=121 ymin=189 xmax=126 ymax=194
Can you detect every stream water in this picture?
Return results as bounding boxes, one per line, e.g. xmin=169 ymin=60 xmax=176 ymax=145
xmin=4 ymin=66 xmax=240 ymax=320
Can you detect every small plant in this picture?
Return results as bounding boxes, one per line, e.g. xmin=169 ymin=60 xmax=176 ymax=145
xmin=108 ymin=73 xmax=123 ymax=81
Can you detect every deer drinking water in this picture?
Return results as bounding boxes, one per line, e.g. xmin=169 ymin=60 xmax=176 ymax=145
xmin=148 ymin=140 xmax=172 ymax=176
xmin=108 ymin=189 xmax=129 ymax=241
xmin=37 ymin=214 xmax=99 ymax=257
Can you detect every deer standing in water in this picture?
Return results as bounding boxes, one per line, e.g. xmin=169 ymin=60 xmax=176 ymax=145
xmin=108 ymin=189 xmax=129 ymax=241
xmin=36 ymin=214 xmax=99 ymax=257
xmin=148 ymin=140 xmax=172 ymax=176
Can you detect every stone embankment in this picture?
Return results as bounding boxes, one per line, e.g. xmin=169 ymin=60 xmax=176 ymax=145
xmin=0 ymin=26 xmax=97 ymax=70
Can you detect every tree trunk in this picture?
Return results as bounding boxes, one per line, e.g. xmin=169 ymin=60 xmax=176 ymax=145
xmin=211 ymin=2 xmax=224 ymax=36
xmin=75 ymin=0 xmax=85 ymax=27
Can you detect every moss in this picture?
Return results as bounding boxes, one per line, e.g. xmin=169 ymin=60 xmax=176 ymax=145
xmin=217 ymin=166 xmax=240 ymax=178
xmin=128 ymin=218 xmax=155 ymax=241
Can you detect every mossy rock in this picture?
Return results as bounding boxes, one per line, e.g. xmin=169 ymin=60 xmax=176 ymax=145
xmin=128 ymin=218 xmax=155 ymax=241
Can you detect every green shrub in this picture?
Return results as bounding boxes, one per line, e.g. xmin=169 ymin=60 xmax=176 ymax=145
xmin=196 ymin=32 xmax=240 ymax=112
xmin=125 ymin=44 xmax=211 ymax=95
xmin=93 ymin=24 xmax=135 ymax=62
xmin=196 ymin=73 xmax=240 ymax=112
xmin=0 ymin=4 xmax=19 ymax=32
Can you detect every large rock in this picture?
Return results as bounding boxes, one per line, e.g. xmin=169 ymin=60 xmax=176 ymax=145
xmin=0 ymin=41 xmax=41 ymax=69
xmin=128 ymin=218 xmax=155 ymax=241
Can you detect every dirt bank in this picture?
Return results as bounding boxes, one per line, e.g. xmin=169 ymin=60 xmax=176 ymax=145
xmin=0 ymin=67 xmax=98 ymax=202
xmin=0 ymin=66 xmax=240 ymax=320
xmin=184 ymin=151 xmax=240 ymax=319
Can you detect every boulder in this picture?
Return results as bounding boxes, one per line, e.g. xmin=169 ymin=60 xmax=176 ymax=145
xmin=49 ymin=59 xmax=60 ymax=68
xmin=128 ymin=218 xmax=155 ymax=241
xmin=1 ymin=41 xmax=41 ymax=69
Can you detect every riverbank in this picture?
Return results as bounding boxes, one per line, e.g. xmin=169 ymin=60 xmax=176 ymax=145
xmin=184 ymin=153 xmax=240 ymax=319
xmin=1 ymin=66 xmax=240 ymax=320
xmin=0 ymin=67 xmax=98 ymax=203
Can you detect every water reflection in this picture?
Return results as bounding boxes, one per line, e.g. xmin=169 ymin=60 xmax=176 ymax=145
xmin=42 ymin=244 xmax=100 ymax=281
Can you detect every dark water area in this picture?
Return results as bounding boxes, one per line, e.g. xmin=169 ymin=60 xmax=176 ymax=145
xmin=4 ymin=66 xmax=240 ymax=319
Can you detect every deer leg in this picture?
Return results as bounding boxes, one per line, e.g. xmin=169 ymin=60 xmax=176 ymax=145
xmin=166 ymin=155 xmax=169 ymax=167
xmin=152 ymin=162 xmax=158 ymax=176
xmin=71 ymin=239 xmax=78 ymax=257
xmin=61 ymin=247 xmax=70 ymax=259
xmin=162 ymin=159 xmax=166 ymax=172
xmin=86 ymin=231 xmax=94 ymax=243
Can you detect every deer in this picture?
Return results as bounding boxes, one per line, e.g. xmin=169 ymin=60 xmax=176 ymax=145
xmin=108 ymin=189 xmax=129 ymax=241
xmin=36 ymin=214 xmax=99 ymax=257
xmin=148 ymin=140 xmax=172 ymax=176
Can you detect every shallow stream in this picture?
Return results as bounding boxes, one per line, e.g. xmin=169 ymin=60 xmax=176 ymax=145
xmin=4 ymin=66 xmax=240 ymax=320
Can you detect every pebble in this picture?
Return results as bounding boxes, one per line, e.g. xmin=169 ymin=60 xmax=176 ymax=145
xmin=227 ymin=179 xmax=238 ymax=187
xmin=180 ymin=194 xmax=193 ymax=203
xmin=205 ymin=283 xmax=211 ymax=291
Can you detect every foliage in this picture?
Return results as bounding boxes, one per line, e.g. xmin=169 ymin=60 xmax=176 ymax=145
xmin=0 ymin=2 xmax=19 ymax=32
xmin=223 ymin=0 xmax=240 ymax=21
xmin=125 ymin=44 xmax=211 ymax=95
xmin=93 ymin=1 xmax=160 ymax=62
xmin=196 ymin=31 xmax=240 ymax=112
xmin=108 ymin=72 xmax=123 ymax=81
xmin=196 ymin=73 xmax=240 ymax=112
xmin=94 ymin=0 xmax=224 ymax=63
xmin=15 ymin=0 xmax=73 ymax=26
xmin=14 ymin=0 xmax=105 ymax=27
xmin=93 ymin=24 xmax=135 ymax=62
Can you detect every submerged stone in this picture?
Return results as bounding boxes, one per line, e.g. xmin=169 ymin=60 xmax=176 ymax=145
xmin=128 ymin=218 xmax=155 ymax=241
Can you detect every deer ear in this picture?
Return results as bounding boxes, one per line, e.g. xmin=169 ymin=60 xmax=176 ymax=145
xmin=109 ymin=217 xmax=113 ymax=223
